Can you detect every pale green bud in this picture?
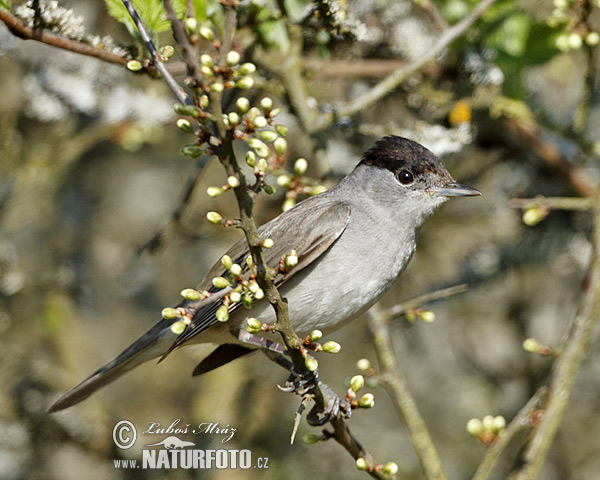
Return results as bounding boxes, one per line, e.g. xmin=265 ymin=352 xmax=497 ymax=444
xmin=350 ymin=375 xmax=365 ymax=392
xmin=260 ymin=97 xmax=274 ymax=110
xmin=181 ymin=288 xmax=202 ymax=301
xmin=246 ymin=254 xmax=255 ymax=269
xmin=248 ymin=137 xmax=267 ymax=151
xmin=170 ymin=320 xmax=186 ymax=335
xmin=277 ymin=175 xmax=292 ymax=187
xmin=185 ymin=17 xmax=199 ymax=33
xmin=568 ymin=32 xmax=582 ymax=50
xmin=200 ymin=54 xmax=213 ymax=67
xmin=357 ymin=393 xmax=375 ymax=408
xmin=294 ymin=158 xmax=308 ymax=175
xmin=586 ymin=32 xmax=600 ymax=46
xmin=322 ymin=341 xmax=341 ymax=353
xmin=274 ymin=137 xmax=287 ymax=156
xmin=247 ymin=107 xmax=261 ymax=120
xmin=227 ymin=175 xmax=240 ymax=188
xmin=211 ymin=81 xmax=224 ymax=93
xmin=420 ymin=310 xmax=435 ymax=323
xmin=230 ymin=263 xmax=242 ymax=277
xmin=523 ymin=337 xmax=541 ymax=353
xmin=199 ymin=26 xmax=214 ymax=41
xmin=243 ymin=293 xmax=253 ymax=309
xmin=275 ymin=124 xmax=288 ymax=136
xmin=253 ymin=116 xmax=268 ymax=128
xmin=212 ymin=276 xmax=232 ymax=289
xmin=254 ymin=288 xmax=265 ymax=300
xmin=311 ymin=185 xmax=328 ymax=195
xmin=216 ymin=304 xmax=229 ymax=322
xmin=238 ymin=62 xmax=256 ymax=75
xmin=255 ymin=144 xmax=270 ymax=158
xmin=262 ymin=238 xmax=274 ymax=249
xmin=227 ymin=112 xmax=240 ymax=125
xmin=235 ymin=77 xmax=255 ymax=90
xmin=229 ymin=291 xmax=242 ymax=303
xmin=245 ymin=151 xmax=256 ymax=167
xmin=200 ymin=65 xmax=214 ymax=77
xmin=248 ymin=281 xmax=259 ymax=294
xmin=522 ymin=207 xmax=548 ymax=226
xmin=174 ymin=104 xmax=200 ymax=117
xmin=207 ymin=186 xmax=224 ymax=197
xmin=285 ymin=250 xmax=299 ymax=269
xmin=466 ymin=418 xmax=483 ymax=436
xmin=160 ymin=45 xmax=175 ymax=58
xmin=258 ymin=130 xmax=278 ymax=142
xmin=199 ymin=95 xmax=209 ymax=108
xmin=492 ymin=415 xmax=506 ymax=432
xmin=356 ymin=358 xmax=371 ymax=371
xmin=206 ymin=211 xmax=223 ymax=224
xmin=226 ymin=50 xmax=241 ymax=67
xmin=383 ymin=462 xmax=399 ymax=476
xmin=176 ymin=118 xmax=194 ymax=133
xmin=221 ymin=255 xmax=233 ymax=269
xmin=263 ymin=184 xmax=276 ymax=195
xmin=270 ymin=107 xmax=281 ymax=117
xmin=126 ymin=60 xmax=143 ymax=72
xmin=180 ymin=144 xmax=203 ymax=158
xmin=302 ymin=433 xmax=322 ymax=445
xmin=482 ymin=415 xmax=495 ymax=431
xmin=161 ymin=307 xmax=181 ymax=319
xmin=305 ymin=356 xmax=318 ymax=372
xmin=256 ymin=158 xmax=268 ymax=173
xmin=236 ymin=97 xmax=250 ymax=113
xmin=282 ymin=198 xmax=296 ymax=211
xmin=309 ymin=329 xmax=323 ymax=341
xmin=355 ymin=458 xmax=368 ymax=471
xmin=246 ymin=317 xmax=262 ymax=333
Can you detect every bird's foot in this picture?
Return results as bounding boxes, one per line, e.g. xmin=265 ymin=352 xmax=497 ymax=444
xmin=277 ymin=365 xmax=319 ymax=395
xmin=307 ymin=382 xmax=352 ymax=426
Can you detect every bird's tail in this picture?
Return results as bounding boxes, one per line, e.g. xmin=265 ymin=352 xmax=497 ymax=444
xmin=48 ymin=322 xmax=173 ymax=412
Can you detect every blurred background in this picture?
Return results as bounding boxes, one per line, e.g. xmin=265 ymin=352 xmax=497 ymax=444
xmin=1 ymin=0 xmax=600 ymax=478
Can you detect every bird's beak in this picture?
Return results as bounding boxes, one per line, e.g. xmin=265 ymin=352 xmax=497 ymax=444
xmin=430 ymin=182 xmax=481 ymax=197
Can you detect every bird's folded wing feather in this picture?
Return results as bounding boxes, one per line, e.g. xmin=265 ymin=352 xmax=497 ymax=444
xmin=161 ymin=197 xmax=351 ymax=356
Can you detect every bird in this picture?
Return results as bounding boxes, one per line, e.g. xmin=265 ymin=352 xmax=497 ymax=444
xmin=48 ymin=135 xmax=480 ymax=412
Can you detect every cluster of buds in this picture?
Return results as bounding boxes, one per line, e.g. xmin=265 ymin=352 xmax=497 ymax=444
xmin=344 ymin=374 xmax=375 ymax=409
xmin=277 ymin=157 xmax=328 ymax=212
xmin=467 ymin=415 xmax=506 ymax=446
xmin=126 ymin=45 xmax=176 ymax=73
xmin=206 ymin=174 xmax=242 ymax=198
xmin=296 ymin=329 xmax=343 ymax=372
xmin=522 ymin=337 xmax=555 ymax=356
xmin=521 ymin=205 xmax=550 ymax=226
xmin=405 ymin=307 xmax=436 ymax=323
xmin=547 ymin=0 xmax=600 ymax=51
xmin=355 ymin=458 xmax=399 ymax=477
xmin=162 ymin=287 xmax=212 ymax=334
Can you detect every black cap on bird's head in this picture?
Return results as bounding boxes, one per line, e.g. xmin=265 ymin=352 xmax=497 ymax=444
xmin=359 ymin=136 xmax=481 ymax=197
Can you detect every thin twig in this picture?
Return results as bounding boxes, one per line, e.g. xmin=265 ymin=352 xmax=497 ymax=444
xmin=471 ymin=387 xmax=547 ymax=480
xmin=368 ymin=303 xmax=448 ymax=480
xmin=121 ymin=0 xmax=193 ymax=106
xmin=513 ymin=198 xmax=600 ymax=479
xmin=508 ymin=197 xmax=594 ymax=211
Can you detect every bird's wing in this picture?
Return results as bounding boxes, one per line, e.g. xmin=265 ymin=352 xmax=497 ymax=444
xmin=162 ymin=197 xmax=351 ymax=354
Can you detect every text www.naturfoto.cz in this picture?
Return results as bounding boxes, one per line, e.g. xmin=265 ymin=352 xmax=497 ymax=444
xmin=113 ymin=449 xmax=265 ymax=469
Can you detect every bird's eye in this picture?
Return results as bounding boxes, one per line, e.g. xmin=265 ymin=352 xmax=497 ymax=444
xmin=397 ymin=170 xmax=414 ymax=185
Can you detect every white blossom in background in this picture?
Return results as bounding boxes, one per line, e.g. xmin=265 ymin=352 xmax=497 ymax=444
xmin=463 ymin=50 xmax=505 ymax=86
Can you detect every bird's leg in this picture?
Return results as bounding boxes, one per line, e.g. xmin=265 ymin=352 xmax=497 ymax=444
xmin=237 ymin=330 xmax=286 ymax=354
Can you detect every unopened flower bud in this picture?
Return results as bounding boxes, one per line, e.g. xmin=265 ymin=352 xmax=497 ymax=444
xmin=236 ymin=97 xmax=250 ymax=113
xmin=199 ymin=95 xmax=209 ymax=108
xmin=383 ymin=462 xmax=399 ymax=476
xmin=212 ymin=276 xmax=232 ymax=289
xmin=227 ymin=112 xmax=240 ymax=125
xmin=185 ymin=17 xmax=199 ymax=33
xmin=322 ymin=341 xmax=341 ymax=353
xmin=227 ymin=175 xmax=240 ymax=188
xmin=248 ymin=138 xmax=267 ymax=152
xmin=294 ymin=158 xmax=308 ymax=175
xmin=226 ymin=50 xmax=241 ymax=66
xmin=309 ymin=330 xmax=323 ymax=341
xmin=254 ymin=288 xmax=265 ymax=300
xmin=207 ymin=186 xmax=224 ymax=197
xmin=274 ymin=137 xmax=287 ymax=156
xmin=230 ymin=263 xmax=242 ymax=277
xmin=264 ymin=184 xmax=276 ymax=195
xmin=161 ymin=307 xmax=181 ymax=319
xmin=355 ymin=458 xmax=368 ymax=471
xmin=245 ymin=151 xmax=256 ymax=167
xmin=357 ymin=393 xmax=375 ymax=408
xmin=174 ymin=104 xmax=201 ymax=117
xmin=586 ymin=32 xmax=600 ymax=46
xmin=277 ymin=175 xmax=292 ymax=187
xmin=206 ymin=211 xmax=223 ymax=224
xmin=253 ymin=116 xmax=268 ymax=128
xmin=282 ymin=198 xmax=296 ymax=211
xmin=235 ymin=77 xmax=255 ymax=90
xmin=126 ymin=60 xmax=143 ymax=72
xmin=260 ymin=97 xmax=274 ymax=110
xmin=285 ymin=250 xmax=299 ymax=269
xmin=211 ymin=81 xmax=224 ymax=93
xmin=258 ymin=130 xmax=278 ymax=142
xmin=247 ymin=281 xmax=259 ymax=294
xmin=170 ymin=321 xmax=186 ymax=335
xmin=216 ymin=305 xmax=229 ymax=322
xmin=199 ymin=26 xmax=214 ymax=41
xmin=522 ymin=337 xmax=541 ymax=353
xmin=270 ymin=107 xmax=281 ymax=117
xmin=568 ymin=32 xmax=582 ymax=50
xmin=160 ymin=45 xmax=175 ymax=58
xmin=247 ymin=107 xmax=261 ymax=120
xmin=221 ymin=255 xmax=233 ymax=269
xmin=238 ymin=62 xmax=256 ymax=75
xmin=492 ymin=415 xmax=506 ymax=432
xmin=420 ymin=310 xmax=435 ymax=323
xmin=311 ymin=185 xmax=328 ymax=195
xmin=305 ymin=356 xmax=318 ymax=372
xmin=176 ymin=118 xmax=194 ymax=133
xmin=482 ymin=415 xmax=495 ymax=431
xmin=181 ymin=144 xmax=203 ymax=158
xmin=302 ymin=433 xmax=322 ymax=445
xmin=246 ymin=317 xmax=262 ymax=333
xmin=356 ymin=358 xmax=371 ymax=371
xmin=275 ymin=124 xmax=288 ymax=136
xmin=200 ymin=65 xmax=213 ymax=77
xmin=243 ymin=293 xmax=253 ymax=309
xmin=246 ymin=254 xmax=254 ymax=269
xmin=229 ymin=291 xmax=242 ymax=303
xmin=262 ymin=238 xmax=274 ymax=249
xmin=350 ymin=375 xmax=365 ymax=392
xmin=181 ymin=288 xmax=202 ymax=301
xmin=466 ymin=418 xmax=483 ymax=436
xmin=200 ymin=54 xmax=213 ymax=67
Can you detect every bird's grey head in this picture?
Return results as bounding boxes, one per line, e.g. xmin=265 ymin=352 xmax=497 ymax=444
xmin=353 ymin=136 xmax=480 ymax=225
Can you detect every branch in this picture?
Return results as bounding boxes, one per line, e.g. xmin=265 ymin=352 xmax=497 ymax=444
xmin=0 ymin=9 xmax=130 ymax=67
xmin=121 ymin=0 xmax=193 ymax=106
xmin=508 ymin=197 xmax=594 ymax=211
xmin=513 ymin=197 xmax=600 ymax=479
xmin=313 ymin=0 xmax=499 ymax=130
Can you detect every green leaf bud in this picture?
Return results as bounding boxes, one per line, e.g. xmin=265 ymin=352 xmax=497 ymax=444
xmin=200 ymin=54 xmax=213 ymax=67
xmin=226 ymin=50 xmax=241 ymax=67
xmin=245 ymin=151 xmax=256 ymax=167
xmin=174 ymin=104 xmax=200 ymax=117
xmin=466 ymin=418 xmax=483 ymax=436
xmin=127 ymin=60 xmax=143 ymax=72
xmin=176 ymin=118 xmax=194 ymax=133
xmin=302 ymin=433 xmax=322 ymax=445
xmin=181 ymin=288 xmax=202 ymax=301
xmin=275 ymin=124 xmax=288 ymax=136
xmin=305 ymin=356 xmax=318 ymax=372
xmin=235 ymin=77 xmax=255 ymax=90
xmin=262 ymin=238 xmax=274 ymax=249
xmin=227 ymin=175 xmax=240 ymax=188
xmin=199 ymin=26 xmax=214 ymax=41
xmin=212 ymin=276 xmax=232 ymax=289
xmin=170 ymin=320 xmax=186 ymax=335
xmin=181 ymin=144 xmax=204 ymax=158
xmin=207 ymin=186 xmax=224 ymax=197
xmin=355 ymin=458 xmax=368 ymax=471
xmin=230 ymin=263 xmax=242 ymax=277
xmin=294 ymin=158 xmax=308 ymax=175
xmin=243 ymin=293 xmax=253 ymax=309
xmin=258 ymin=130 xmax=278 ymax=142
xmin=229 ymin=291 xmax=242 ymax=303
xmin=238 ymin=62 xmax=256 ymax=75
xmin=350 ymin=375 xmax=365 ymax=392
xmin=356 ymin=358 xmax=371 ymax=371
xmin=263 ymin=184 xmax=276 ymax=195
xmin=260 ymin=97 xmax=274 ymax=110
xmin=160 ymin=45 xmax=175 ymax=58
xmin=322 ymin=341 xmax=341 ymax=353
xmin=161 ymin=307 xmax=181 ymax=319
xmin=246 ymin=317 xmax=262 ymax=333
xmin=206 ymin=211 xmax=223 ymax=224
xmin=216 ymin=305 xmax=229 ymax=322
xmin=309 ymin=329 xmax=323 ymax=341
xmin=221 ymin=255 xmax=234 ymax=269
xmin=253 ymin=116 xmax=268 ymax=128
xmin=357 ymin=393 xmax=375 ymax=408
xmin=277 ymin=175 xmax=292 ymax=187
xmin=383 ymin=462 xmax=399 ymax=476
xmin=274 ymin=137 xmax=287 ymax=156
xmin=282 ymin=198 xmax=296 ymax=211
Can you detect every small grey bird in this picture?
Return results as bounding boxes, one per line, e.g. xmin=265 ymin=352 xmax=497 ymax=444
xmin=49 ymin=136 xmax=480 ymax=412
